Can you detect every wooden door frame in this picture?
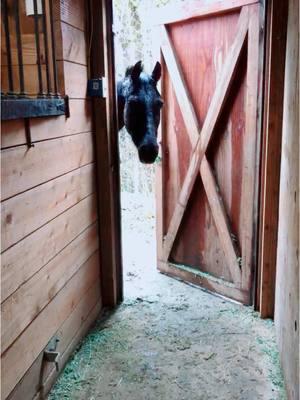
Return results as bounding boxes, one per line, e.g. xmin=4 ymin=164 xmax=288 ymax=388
xmin=255 ymin=0 xmax=289 ymax=318
xmin=87 ymin=0 xmax=288 ymax=314
xmin=89 ymin=0 xmax=123 ymax=307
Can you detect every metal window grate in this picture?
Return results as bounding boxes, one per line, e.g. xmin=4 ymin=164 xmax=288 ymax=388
xmin=1 ymin=0 xmax=67 ymax=120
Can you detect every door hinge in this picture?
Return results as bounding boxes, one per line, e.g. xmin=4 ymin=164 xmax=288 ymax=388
xmin=87 ymin=78 xmax=107 ymax=98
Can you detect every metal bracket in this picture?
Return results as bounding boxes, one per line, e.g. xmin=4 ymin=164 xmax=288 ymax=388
xmin=24 ymin=118 xmax=34 ymax=148
xmin=44 ymin=337 xmax=60 ymax=372
xmin=87 ymin=77 xmax=107 ymax=98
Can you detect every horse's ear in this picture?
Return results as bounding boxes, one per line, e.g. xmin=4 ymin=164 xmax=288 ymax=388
xmin=130 ymin=60 xmax=143 ymax=82
xmin=152 ymin=62 xmax=161 ymax=83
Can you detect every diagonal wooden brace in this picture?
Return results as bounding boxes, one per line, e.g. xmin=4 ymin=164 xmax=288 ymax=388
xmin=160 ymin=7 xmax=249 ymax=283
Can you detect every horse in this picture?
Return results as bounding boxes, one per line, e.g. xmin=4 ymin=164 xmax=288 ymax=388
xmin=117 ymin=61 xmax=163 ymax=164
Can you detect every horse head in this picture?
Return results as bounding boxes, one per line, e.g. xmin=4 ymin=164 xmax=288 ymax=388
xmin=117 ymin=61 xmax=163 ymax=164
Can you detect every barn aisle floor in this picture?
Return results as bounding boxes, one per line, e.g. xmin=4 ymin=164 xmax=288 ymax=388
xmin=49 ymin=193 xmax=285 ymax=400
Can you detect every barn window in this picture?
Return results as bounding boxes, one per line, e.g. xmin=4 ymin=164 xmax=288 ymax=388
xmin=1 ymin=0 xmax=67 ymax=120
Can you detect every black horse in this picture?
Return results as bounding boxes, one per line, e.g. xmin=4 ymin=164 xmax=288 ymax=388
xmin=117 ymin=61 xmax=163 ymax=164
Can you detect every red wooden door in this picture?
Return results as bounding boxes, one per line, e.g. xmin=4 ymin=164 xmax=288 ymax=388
xmin=156 ymin=0 xmax=263 ymax=304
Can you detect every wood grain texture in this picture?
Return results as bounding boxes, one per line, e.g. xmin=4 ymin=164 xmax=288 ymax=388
xmin=34 ymin=300 xmax=101 ymax=400
xmin=240 ymin=4 xmax=260 ymax=291
xmin=1 ymin=33 xmax=44 ymax=66
xmin=158 ymin=3 xmax=263 ymax=303
xmin=1 ymin=99 xmax=92 ymax=149
xmin=1 ymin=250 xmax=100 ymax=400
xmin=57 ymin=22 xmax=87 ymax=65
xmin=1 ymin=194 xmax=97 ymax=303
xmin=90 ymin=0 xmax=123 ymax=307
xmin=274 ymin=0 xmax=299 ymax=398
xmin=1 ymin=131 xmax=94 ymax=201
xmin=200 ymin=158 xmax=241 ymax=284
xmin=60 ymin=0 xmax=86 ymax=31
xmin=7 ymin=284 xmax=101 ymax=400
xmin=258 ymin=0 xmax=288 ymax=317
xmin=1 ymin=65 xmax=47 ymax=95
xmin=2 ymin=223 xmax=98 ymax=353
xmin=58 ymin=61 xmax=88 ymax=98
xmin=1 ymin=1 xmax=102 ymax=399
xmin=158 ymin=261 xmax=249 ymax=304
xmin=153 ymin=0 xmax=258 ymax=25
xmin=159 ymin=18 xmax=242 ymax=284
xmin=162 ymin=8 xmax=249 ymax=262
xmin=1 ymin=163 xmax=95 ymax=251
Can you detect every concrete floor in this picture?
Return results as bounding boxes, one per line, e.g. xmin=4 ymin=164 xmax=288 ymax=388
xmin=49 ymin=193 xmax=285 ymax=400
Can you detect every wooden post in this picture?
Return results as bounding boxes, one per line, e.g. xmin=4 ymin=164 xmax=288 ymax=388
xmin=89 ymin=0 xmax=123 ymax=307
xmin=257 ymin=0 xmax=288 ymax=318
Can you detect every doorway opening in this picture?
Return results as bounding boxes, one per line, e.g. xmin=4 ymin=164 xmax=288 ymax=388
xmin=113 ymin=0 xmax=159 ymax=301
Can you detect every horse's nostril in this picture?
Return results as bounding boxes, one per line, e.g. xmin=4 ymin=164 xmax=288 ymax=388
xmin=138 ymin=144 xmax=159 ymax=164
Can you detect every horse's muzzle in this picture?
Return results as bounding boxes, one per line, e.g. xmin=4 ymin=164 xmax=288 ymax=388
xmin=138 ymin=143 xmax=159 ymax=164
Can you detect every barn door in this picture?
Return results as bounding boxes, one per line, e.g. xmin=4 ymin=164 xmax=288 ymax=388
xmin=156 ymin=0 xmax=263 ymax=304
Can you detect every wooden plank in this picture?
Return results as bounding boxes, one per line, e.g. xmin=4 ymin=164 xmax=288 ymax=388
xmin=1 ymin=99 xmax=92 ymax=149
xmin=58 ymin=61 xmax=88 ymax=98
xmin=36 ymin=301 xmax=101 ymax=399
xmin=103 ymin=0 xmax=123 ymax=303
xmin=200 ymin=158 xmax=242 ymax=284
xmin=2 ymin=223 xmax=98 ymax=353
xmin=1 ymin=194 xmax=97 ymax=303
xmin=90 ymin=0 xmax=122 ymax=306
xmin=56 ymin=22 xmax=87 ymax=65
xmin=1 ymin=33 xmax=45 ymax=66
xmin=1 ymin=65 xmax=47 ymax=95
xmin=158 ymin=261 xmax=249 ymax=304
xmin=153 ymin=0 xmax=258 ymax=26
xmin=155 ymin=53 xmax=165 ymax=264
xmin=60 ymin=0 xmax=86 ymax=31
xmin=274 ymin=1 xmax=299 ymax=397
xmin=1 ymin=163 xmax=95 ymax=251
xmin=36 ymin=302 xmax=101 ymax=400
xmin=1 ymin=131 xmax=94 ymax=201
xmin=160 ymin=26 xmax=200 ymax=148
xmin=258 ymin=0 xmax=288 ymax=317
xmin=7 ymin=283 xmax=101 ymax=400
xmin=1 ymin=250 xmax=100 ymax=400
xmin=162 ymin=8 xmax=249 ymax=261
xmin=240 ymin=4 xmax=260 ymax=291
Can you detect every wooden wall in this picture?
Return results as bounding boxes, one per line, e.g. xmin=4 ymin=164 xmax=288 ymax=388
xmin=274 ymin=0 xmax=299 ymax=398
xmin=1 ymin=1 xmax=102 ymax=399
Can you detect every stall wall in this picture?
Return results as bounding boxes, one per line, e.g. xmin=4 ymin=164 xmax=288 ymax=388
xmin=274 ymin=0 xmax=299 ymax=398
xmin=1 ymin=1 xmax=102 ymax=399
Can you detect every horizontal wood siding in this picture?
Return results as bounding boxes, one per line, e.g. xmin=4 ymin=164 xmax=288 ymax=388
xmin=1 ymin=1 xmax=103 ymax=399
xmin=1 ymin=99 xmax=92 ymax=149
xmin=1 ymin=132 xmax=94 ymax=201
xmin=2 ymin=251 xmax=100 ymax=399
xmin=7 ymin=284 xmax=101 ymax=400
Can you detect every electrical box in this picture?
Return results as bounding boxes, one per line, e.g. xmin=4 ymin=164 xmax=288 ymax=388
xmin=87 ymin=78 xmax=107 ymax=98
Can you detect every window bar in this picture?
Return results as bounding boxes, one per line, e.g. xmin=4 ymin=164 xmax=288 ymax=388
xmin=33 ymin=0 xmax=44 ymax=97
xmin=49 ymin=0 xmax=59 ymax=97
xmin=2 ymin=0 xmax=14 ymax=95
xmin=14 ymin=0 xmax=26 ymax=96
xmin=41 ymin=0 xmax=51 ymax=95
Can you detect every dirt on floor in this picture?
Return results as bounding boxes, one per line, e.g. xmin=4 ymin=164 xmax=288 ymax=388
xmin=49 ymin=192 xmax=285 ymax=400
